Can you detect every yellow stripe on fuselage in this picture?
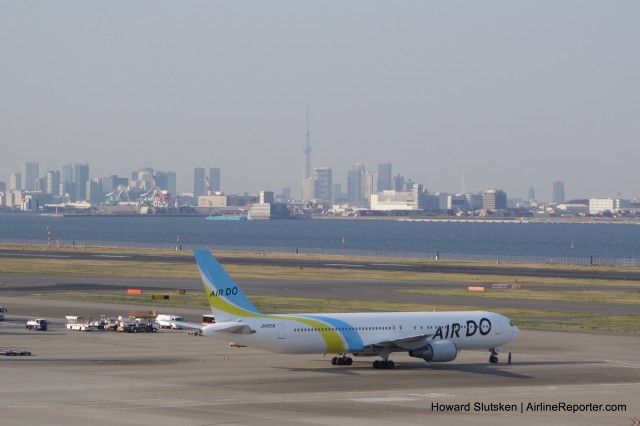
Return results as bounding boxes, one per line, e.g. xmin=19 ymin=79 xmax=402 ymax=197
xmin=207 ymin=293 xmax=345 ymax=353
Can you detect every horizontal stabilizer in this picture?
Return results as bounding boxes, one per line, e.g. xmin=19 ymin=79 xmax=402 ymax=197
xmin=201 ymin=322 xmax=255 ymax=335
xmin=171 ymin=321 xmax=204 ymax=330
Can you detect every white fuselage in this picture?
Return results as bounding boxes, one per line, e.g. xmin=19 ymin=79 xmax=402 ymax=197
xmin=202 ymin=310 xmax=519 ymax=355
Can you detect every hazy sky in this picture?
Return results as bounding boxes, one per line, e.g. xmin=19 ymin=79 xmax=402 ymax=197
xmin=1 ymin=1 xmax=638 ymax=201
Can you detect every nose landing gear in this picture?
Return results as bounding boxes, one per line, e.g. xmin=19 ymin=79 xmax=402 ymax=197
xmin=489 ymin=348 xmax=499 ymax=364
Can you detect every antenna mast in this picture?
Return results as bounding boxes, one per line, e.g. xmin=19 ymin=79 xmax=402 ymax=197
xmin=303 ymin=106 xmax=312 ymax=180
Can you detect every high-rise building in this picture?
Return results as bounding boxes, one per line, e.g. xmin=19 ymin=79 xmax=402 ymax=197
xmin=332 ymin=183 xmax=346 ymax=202
xmin=63 ymin=163 xmax=89 ymax=201
xmin=9 ymin=173 xmax=21 ymax=191
xmin=402 ymin=179 xmax=415 ymax=192
xmin=87 ymin=179 xmax=102 ymax=204
xmin=482 ymin=189 xmax=507 ymax=210
xmin=347 ymin=163 xmax=365 ymax=206
xmin=302 ymin=177 xmax=314 ymax=201
xmin=259 ymin=191 xmax=275 ymax=204
xmin=552 ymin=181 xmax=565 ymax=204
xmin=364 ymin=171 xmax=375 ymax=205
xmin=194 ymin=168 xmax=205 ymax=197
xmin=377 ymin=163 xmax=392 ymax=192
xmin=21 ymin=162 xmax=39 ymax=191
xmin=130 ymin=168 xmax=154 ymax=190
xmin=101 ymin=175 xmax=128 ymax=197
xmin=528 ymin=186 xmax=536 ymax=201
xmin=312 ymin=167 xmax=332 ymax=202
xmin=45 ymin=170 xmax=61 ymax=196
xmin=209 ymin=167 xmax=221 ymax=192
xmin=63 ymin=165 xmax=73 ymax=189
xmin=155 ymin=171 xmax=177 ymax=195
xmin=281 ymin=186 xmax=291 ymax=202
xmin=465 ymin=193 xmax=484 ymax=210
xmin=393 ymin=173 xmax=405 ymax=192
xmin=77 ymin=164 xmax=90 ymax=201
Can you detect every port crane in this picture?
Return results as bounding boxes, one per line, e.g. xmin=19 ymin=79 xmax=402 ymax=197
xmin=138 ymin=176 xmax=170 ymax=208
xmin=105 ymin=185 xmax=130 ymax=206
xmin=205 ymin=176 xmax=213 ymax=196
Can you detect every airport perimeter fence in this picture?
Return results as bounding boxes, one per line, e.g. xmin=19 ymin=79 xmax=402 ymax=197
xmin=2 ymin=237 xmax=640 ymax=267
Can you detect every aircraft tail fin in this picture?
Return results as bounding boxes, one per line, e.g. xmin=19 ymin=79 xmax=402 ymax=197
xmin=194 ymin=249 xmax=262 ymax=322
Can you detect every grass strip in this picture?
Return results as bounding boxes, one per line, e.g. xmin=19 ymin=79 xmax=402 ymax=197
xmin=397 ymin=288 xmax=640 ymax=305
xmin=4 ymin=244 xmax=640 ymax=275
xmin=1 ymin=257 xmax=640 ymax=290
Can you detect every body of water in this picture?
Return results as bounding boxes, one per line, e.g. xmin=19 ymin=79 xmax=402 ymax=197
xmin=1 ymin=213 xmax=640 ymax=263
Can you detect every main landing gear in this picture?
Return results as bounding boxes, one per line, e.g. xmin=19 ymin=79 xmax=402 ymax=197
xmin=332 ymin=355 xmax=353 ymax=366
xmin=489 ymin=348 xmax=499 ymax=364
xmin=372 ymin=360 xmax=395 ymax=369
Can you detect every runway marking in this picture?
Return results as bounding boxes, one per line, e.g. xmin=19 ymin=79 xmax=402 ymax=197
xmin=409 ymin=393 xmax=455 ymax=398
xmin=372 ymin=263 xmax=419 ymax=268
xmin=352 ymin=397 xmax=418 ymax=403
xmin=323 ymin=264 xmax=365 ymax=268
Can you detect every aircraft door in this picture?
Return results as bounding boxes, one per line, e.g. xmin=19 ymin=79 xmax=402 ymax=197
xmin=494 ymin=318 xmax=503 ymax=335
xmin=277 ymin=324 xmax=286 ymax=339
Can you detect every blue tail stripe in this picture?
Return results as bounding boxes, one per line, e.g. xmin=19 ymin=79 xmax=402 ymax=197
xmin=194 ymin=249 xmax=260 ymax=314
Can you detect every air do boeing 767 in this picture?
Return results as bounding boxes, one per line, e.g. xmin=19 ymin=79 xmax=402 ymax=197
xmin=194 ymin=249 xmax=519 ymax=369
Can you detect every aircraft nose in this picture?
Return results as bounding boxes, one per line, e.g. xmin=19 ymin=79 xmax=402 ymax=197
xmin=512 ymin=325 xmax=520 ymax=339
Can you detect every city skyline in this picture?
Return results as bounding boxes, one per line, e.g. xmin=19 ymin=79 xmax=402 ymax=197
xmin=1 ymin=2 xmax=638 ymax=200
xmin=0 ymin=159 xmax=632 ymax=205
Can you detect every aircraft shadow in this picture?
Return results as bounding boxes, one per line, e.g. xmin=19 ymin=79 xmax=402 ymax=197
xmin=421 ymin=360 xmax=604 ymax=379
xmin=277 ymin=359 xmax=602 ymax=379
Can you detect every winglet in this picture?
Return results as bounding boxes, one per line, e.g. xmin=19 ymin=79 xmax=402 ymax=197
xmin=194 ymin=249 xmax=262 ymax=322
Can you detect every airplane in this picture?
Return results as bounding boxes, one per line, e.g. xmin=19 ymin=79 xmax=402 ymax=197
xmin=194 ymin=249 xmax=520 ymax=369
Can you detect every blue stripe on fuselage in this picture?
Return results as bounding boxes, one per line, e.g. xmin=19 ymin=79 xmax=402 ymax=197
xmin=295 ymin=314 xmax=364 ymax=352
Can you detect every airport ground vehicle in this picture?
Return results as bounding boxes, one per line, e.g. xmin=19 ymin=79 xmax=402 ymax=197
xmin=102 ymin=317 xmax=119 ymax=331
xmin=26 ymin=318 xmax=48 ymax=331
xmin=65 ymin=316 xmax=98 ymax=331
xmin=123 ymin=318 xmax=159 ymax=333
xmin=156 ymin=314 xmax=186 ymax=329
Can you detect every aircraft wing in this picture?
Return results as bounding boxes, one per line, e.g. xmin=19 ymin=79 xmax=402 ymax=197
xmin=364 ymin=333 xmax=432 ymax=351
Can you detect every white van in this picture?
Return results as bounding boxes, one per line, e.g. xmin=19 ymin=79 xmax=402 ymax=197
xmin=156 ymin=314 xmax=186 ymax=329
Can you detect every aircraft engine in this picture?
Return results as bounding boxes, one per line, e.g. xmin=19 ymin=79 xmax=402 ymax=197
xmin=408 ymin=340 xmax=457 ymax=362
